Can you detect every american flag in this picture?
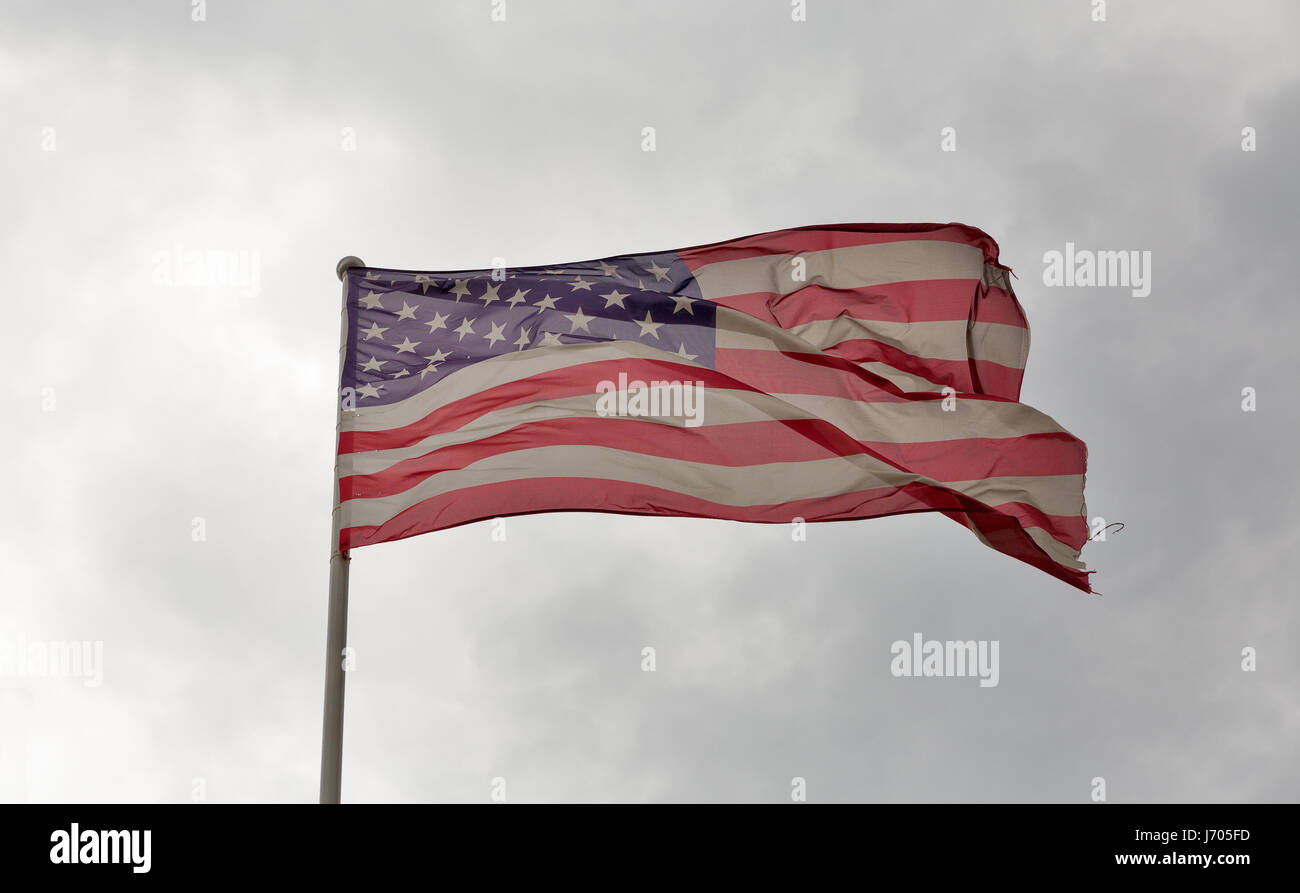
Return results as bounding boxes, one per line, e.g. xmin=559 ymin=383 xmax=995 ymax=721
xmin=334 ymin=223 xmax=1091 ymax=591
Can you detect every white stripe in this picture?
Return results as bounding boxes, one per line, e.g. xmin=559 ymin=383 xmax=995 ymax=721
xmin=345 ymin=306 xmax=1028 ymax=436
xmin=343 ymin=341 xmax=704 ymax=432
xmin=785 ymin=317 xmax=1027 ymax=369
xmin=858 ymin=362 xmax=947 ymax=393
xmin=341 ymin=386 xmax=1069 ymax=478
xmin=691 ymin=239 xmax=987 ymax=299
xmin=341 ymin=441 xmax=1083 ymax=540
xmin=1026 ymin=527 xmax=1087 ymax=569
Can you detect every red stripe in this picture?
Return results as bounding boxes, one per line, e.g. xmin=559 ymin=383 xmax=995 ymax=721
xmin=341 ymin=417 xmax=1083 ymax=504
xmin=343 ymin=316 xmax=1024 ymax=457
xmin=976 ymin=286 xmax=1026 ymax=329
xmin=868 ymin=433 xmax=1083 ymax=483
xmin=940 ymin=507 xmax=1091 ymax=591
xmin=341 ymin=358 xmax=746 ymax=455
xmin=823 ymin=339 xmax=1025 ymax=399
xmin=994 ymin=501 xmax=1087 ymax=550
xmin=340 ymin=351 xmax=958 ymax=455
xmin=711 ymin=280 xmax=1027 ymax=329
xmin=677 ymin=223 xmax=1003 ymax=269
xmin=340 ymin=476 xmax=1089 ymax=592
xmin=713 ymin=348 xmax=992 ymax=404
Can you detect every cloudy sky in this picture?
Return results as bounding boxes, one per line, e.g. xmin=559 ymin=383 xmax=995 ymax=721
xmin=2 ymin=0 xmax=1296 ymax=803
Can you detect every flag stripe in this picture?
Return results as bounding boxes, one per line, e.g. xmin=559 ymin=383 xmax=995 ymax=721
xmin=341 ymin=308 xmax=1027 ymax=441
xmin=1026 ymin=527 xmax=1088 ymax=570
xmin=340 ymin=355 xmax=1070 ymax=458
xmin=340 ymin=416 xmax=1084 ymax=505
xmin=824 ymin=339 xmax=1025 ymax=399
xmin=712 ymin=348 xmax=948 ymax=402
xmin=857 ymin=362 xmax=949 ymax=393
xmin=689 ymin=239 xmax=987 ymax=301
xmin=342 ymin=343 xmax=720 ymax=433
xmin=340 ymin=390 xmax=1077 ymax=481
xmin=341 ymin=442 xmax=1085 ymax=533
xmin=788 ymin=317 xmax=1027 ymax=368
xmin=998 ymin=501 xmax=1088 ymax=548
xmin=708 ymin=281 xmax=1028 ymax=329
xmin=677 ymin=222 xmax=1003 ymax=267
xmin=716 ymin=316 xmax=1026 ymax=369
xmin=338 ymin=475 xmax=1088 ymax=590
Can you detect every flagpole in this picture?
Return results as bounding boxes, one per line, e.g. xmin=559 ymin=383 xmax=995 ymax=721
xmin=320 ymin=255 xmax=363 ymax=803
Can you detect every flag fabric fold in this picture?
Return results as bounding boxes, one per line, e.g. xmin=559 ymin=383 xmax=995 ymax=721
xmin=334 ymin=223 xmax=1091 ymax=591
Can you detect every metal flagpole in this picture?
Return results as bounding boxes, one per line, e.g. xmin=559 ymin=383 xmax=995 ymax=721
xmin=320 ymin=255 xmax=364 ymax=803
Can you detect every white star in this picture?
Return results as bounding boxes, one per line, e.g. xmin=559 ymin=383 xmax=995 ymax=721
xmin=419 ymin=363 xmax=441 ymax=380
xmin=478 ymin=282 xmax=502 ymax=305
xmin=565 ymin=306 xmax=595 ymax=333
xmin=674 ymin=343 xmax=698 ymax=362
xmin=449 ymin=279 xmax=472 ymax=302
xmin=454 ymin=317 xmax=477 ymax=341
xmin=357 ymin=382 xmax=384 ymax=399
xmin=395 ymin=301 xmax=418 ymax=320
xmin=513 ymin=327 xmax=531 ymax=350
xmin=359 ymin=290 xmax=386 ymax=310
xmin=390 ymin=368 xmax=410 ymax=379
xmin=539 ymin=331 xmax=563 ymax=347
xmin=596 ymin=260 xmax=618 ymax=277
xmin=363 ymin=271 xmax=380 ymax=280
xmin=670 ymin=294 xmax=696 ymax=315
xmin=601 ymin=289 xmax=630 ymax=309
xmin=424 ymin=348 xmax=450 ymax=364
xmin=360 ymin=355 xmax=386 ymax=372
xmin=569 ymin=276 xmax=594 ymax=291
xmin=424 ymin=311 xmax=449 ymax=333
xmin=484 ymin=321 xmax=507 ymax=347
xmin=647 ymin=261 xmax=671 ymax=282
xmin=634 ymin=310 xmax=663 ymax=339
xmin=394 ymin=336 xmax=420 ymax=354
xmin=541 ymin=268 xmax=564 ymax=275
xmin=534 ymin=293 xmax=561 ymax=310
xmin=506 ymin=288 xmax=531 ymax=308
xmin=361 ymin=322 xmax=388 ymax=341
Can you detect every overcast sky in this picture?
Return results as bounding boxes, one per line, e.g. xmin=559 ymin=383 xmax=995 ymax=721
xmin=2 ymin=0 xmax=1296 ymax=803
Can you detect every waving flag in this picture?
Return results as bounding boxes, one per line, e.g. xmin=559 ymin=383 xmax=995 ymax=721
xmin=333 ymin=223 xmax=1091 ymax=591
